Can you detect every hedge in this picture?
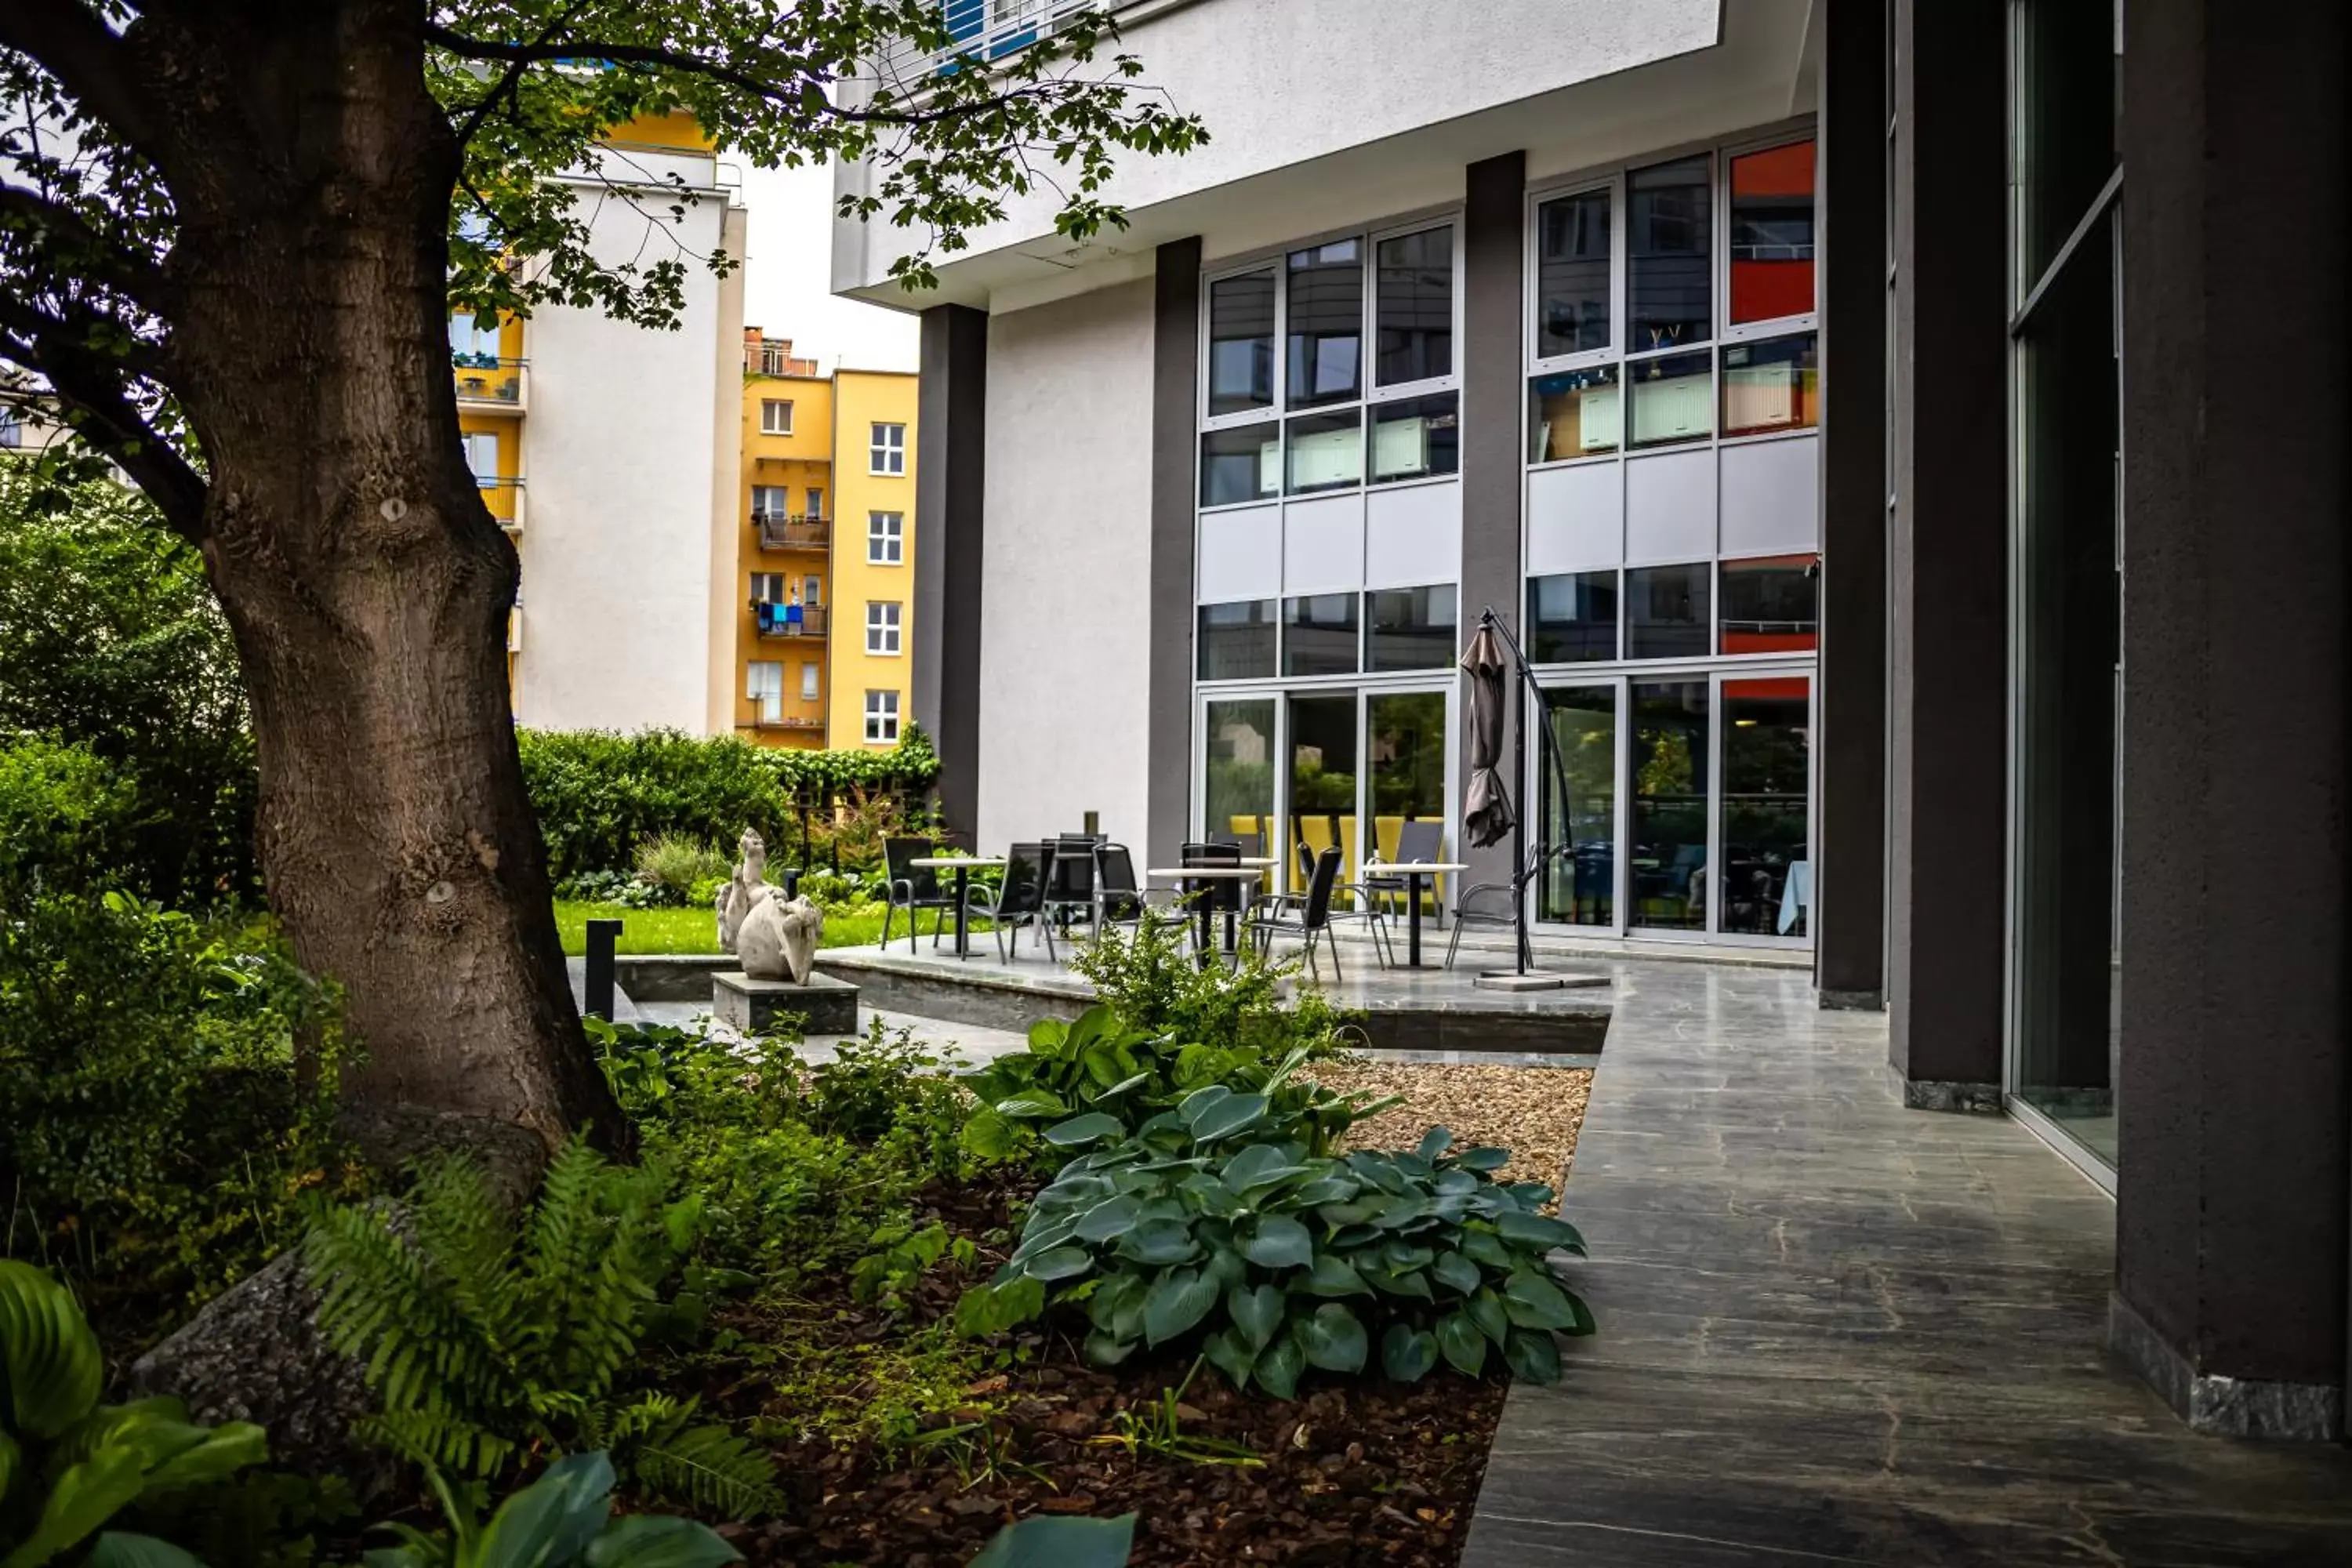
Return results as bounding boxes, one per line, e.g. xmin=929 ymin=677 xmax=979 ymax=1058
xmin=517 ymin=724 xmax=941 ymax=882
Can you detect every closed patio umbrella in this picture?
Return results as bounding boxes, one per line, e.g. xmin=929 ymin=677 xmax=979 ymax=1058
xmin=1460 ymin=615 xmax=1515 ymax=850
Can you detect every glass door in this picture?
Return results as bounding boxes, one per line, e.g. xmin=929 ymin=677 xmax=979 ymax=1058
xmin=1367 ymin=689 xmax=1450 ymax=916
xmin=1628 ymin=679 xmax=1711 ymax=932
xmin=1719 ymin=675 xmax=1812 ymax=937
xmin=1202 ymin=697 xmax=1276 ymax=854
xmin=1538 ymin=686 xmax=1619 ymax=927
xmin=1284 ymin=692 xmax=1359 ymax=893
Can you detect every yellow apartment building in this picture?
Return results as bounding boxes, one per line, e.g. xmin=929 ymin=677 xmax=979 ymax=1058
xmin=827 ymin=368 xmax=919 ymax=749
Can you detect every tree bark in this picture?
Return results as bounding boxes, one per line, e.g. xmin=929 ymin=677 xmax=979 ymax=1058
xmin=147 ymin=0 xmax=626 ymax=1156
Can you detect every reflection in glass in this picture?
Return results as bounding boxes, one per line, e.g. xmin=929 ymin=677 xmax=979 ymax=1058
xmin=1722 ymin=333 xmax=1820 ymax=436
xmin=1628 ymin=349 xmax=1714 ymax=448
xmin=1526 ymin=572 xmax=1619 ymax=662
xmin=1203 ymin=698 xmax=1275 ymax=848
xmin=1286 ymin=410 xmax=1361 ymax=494
xmin=1541 ymin=686 xmax=1617 ymax=927
xmin=2015 ymin=0 xmax=2119 ymax=295
xmin=1719 ymin=677 xmax=1810 ymax=935
xmin=1630 ymin=681 xmax=1708 ymax=931
xmin=1207 ymin=270 xmax=1276 ymax=415
xmin=1196 ymin=599 xmax=1276 ymax=681
xmin=1719 ymin=554 xmax=1819 ymax=654
xmin=1375 ymin=227 xmax=1453 ymax=386
xmin=1528 ymin=367 xmax=1620 ymax=461
xmin=1286 ymin=240 xmax=1363 ymax=408
xmin=1366 ymin=584 xmax=1457 ymax=671
xmin=1370 ymin=392 xmax=1458 ymax=482
xmin=1728 ymin=140 xmax=1817 ymax=323
xmin=1535 ymin=189 xmax=1610 ymax=358
xmin=1367 ymin=691 xmax=1447 ymax=873
xmin=1286 ymin=692 xmax=1358 ymax=891
xmin=1283 ymin=593 xmax=1359 ymax=677
xmin=1200 ymin=425 xmax=1278 ymax=506
xmin=1627 ymin=564 xmax=1711 ymax=659
xmin=1628 ymin=156 xmax=1711 ymax=352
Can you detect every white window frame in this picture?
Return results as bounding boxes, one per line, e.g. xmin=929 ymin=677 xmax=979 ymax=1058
xmin=746 ymin=660 xmax=783 ymax=724
xmin=1716 ymin=129 xmax=1821 ymax=346
xmin=868 ymin=510 xmax=905 ymax=564
xmin=864 ymin=688 xmax=901 ymax=743
xmin=869 ymin=422 xmax=906 ymax=475
xmin=760 ymin=397 xmax=794 ymax=435
xmin=750 ymin=572 xmax=789 ymax=604
xmin=865 ymin=600 xmax=902 ymax=655
xmin=800 ymin=661 xmax=821 ymax=702
xmin=750 ymin=484 xmax=788 ymax=519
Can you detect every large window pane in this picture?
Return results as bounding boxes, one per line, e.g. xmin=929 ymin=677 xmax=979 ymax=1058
xmin=1627 ymin=348 xmax=1713 ymax=448
xmin=1627 ymin=563 xmax=1711 ymax=659
xmin=1628 ymin=155 xmax=1711 ymax=351
xmin=1526 ymin=572 xmax=1619 ymax=662
xmin=1286 ymin=240 xmax=1363 ymax=408
xmin=1529 ymin=367 xmax=1620 ymax=461
xmin=1630 ymin=680 xmax=1708 ymax=931
xmin=1535 ymin=189 xmax=1611 ymax=358
xmin=1201 ymin=425 xmax=1279 ymax=506
xmin=1541 ymin=686 xmax=1617 ymax=927
xmin=1728 ymin=140 xmax=1817 ymax=324
xmin=1283 ymin=593 xmax=1359 ymax=677
xmin=1375 ymin=227 xmax=1453 ymax=386
xmin=2016 ymin=0 xmax=2120 ymax=292
xmin=1203 ymin=698 xmax=1276 ymax=849
xmin=1286 ymin=692 xmax=1358 ymax=891
xmin=1207 ymin=270 xmax=1275 ymax=416
xmin=1722 ymin=333 xmax=1819 ymax=436
xmin=1366 ymin=584 xmax=1457 ymax=671
xmin=1719 ymin=677 xmax=1810 ymax=936
xmin=1286 ymin=409 xmax=1362 ymax=494
xmin=1370 ymin=392 xmax=1458 ymax=483
xmin=1719 ymin=554 xmax=1819 ymax=655
xmin=1367 ymin=691 xmax=1447 ymax=871
xmin=1197 ymin=599 xmax=1276 ymax=680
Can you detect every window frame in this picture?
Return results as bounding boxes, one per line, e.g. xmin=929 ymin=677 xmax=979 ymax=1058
xmin=869 ymin=422 xmax=906 ymax=475
xmin=760 ymin=397 xmax=794 ymax=435
xmin=867 ymin=510 xmax=905 ymax=565
xmin=864 ymin=599 xmax=903 ymax=655
xmin=1716 ymin=130 xmax=1820 ymax=345
xmin=863 ymin=688 xmax=902 ymax=743
xmin=750 ymin=572 xmax=788 ymax=605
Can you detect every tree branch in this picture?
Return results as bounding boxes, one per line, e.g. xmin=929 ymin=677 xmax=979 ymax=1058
xmin=449 ymin=0 xmax=593 ymax=148
xmin=0 ymin=1 xmax=168 ymax=166
xmin=0 ymin=180 xmax=169 ymax=310
xmin=0 ymin=306 xmax=204 ymax=539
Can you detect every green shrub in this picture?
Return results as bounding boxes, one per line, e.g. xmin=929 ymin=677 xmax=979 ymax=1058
xmin=956 ymin=1102 xmax=1592 ymax=1396
xmin=1069 ymin=913 xmax=1355 ymax=1068
xmin=631 ymin=833 xmax=730 ymax=907
xmin=303 ymin=1139 xmax=782 ymax=1518
xmin=0 ymin=737 xmax=142 ymax=894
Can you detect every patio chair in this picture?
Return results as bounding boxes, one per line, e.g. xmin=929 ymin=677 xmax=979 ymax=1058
xmin=968 ymin=841 xmax=1052 ymax=962
xmin=1093 ymin=842 xmax=1157 ymax=935
xmin=1445 ymin=842 xmax=1563 ymax=969
xmin=1248 ymin=845 xmax=1346 ymax=982
xmin=1180 ymin=840 xmax=1245 ymax=963
xmin=1042 ymin=833 xmax=1098 ymax=937
xmin=880 ymin=836 xmax=954 ymax=953
xmin=1363 ymin=820 xmax=1446 ymax=924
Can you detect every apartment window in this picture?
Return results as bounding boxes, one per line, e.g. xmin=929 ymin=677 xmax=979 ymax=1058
xmin=1374 ymin=226 xmax=1453 ymax=387
xmin=1528 ymin=367 xmax=1621 ymax=461
xmin=746 ymin=661 xmax=783 ymax=722
xmin=448 ymin=312 xmax=500 ymax=363
xmin=864 ymin=689 xmax=901 ymax=743
xmin=1719 ymin=554 xmax=1820 ymax=654
xmin=1626 ymin=563 xmax=1712 ymax=659
xmin=759 ymin=342 xmax=791 ymax=375
xmin=866 ymin=600 xmax=902 ymax=655
xmin=868 ymin=511 xmax=904 ymax=564
xmin=0 ymin=410 xmax=19 ymax=449
xmin=805 ymin=487 xmax=824 ymax=518
xmin=1728 ymin=140 xmax=1817 ymax=325
xmin=1286 ymin=409 xmax=1362 ymax=495
xmin=1535 ymin=188 xmax=1611 ymax=358
xmin=751 ymin=485 xmax=788 ymax=520
xmin=1527 ymin=571 xmax=1621 ymax=662
xmin=1197 ymin=599 xmax=1276 ymax=681
xmin=760 ymin=398 xmax=793 ymax=435
xmin=1627 ymin=348 xmax=1715 ymax=448
xmin=1628 ymin=155 xmax=1712 ymax=352
xmin=1283 ymin=593 xmax=1359 ymax=677
xmin=869 ymin=422 xmax=906 ymax=474
xmin=750 ymin=572 xmax=789 ymax=604
xmin=1286 ymin=240 xmax=1363 ymax=408
xmin=1366 ymin=584 xmax=1457 ymax=671
xmin=1722 ymin=333 xmax=1819 ymax=437
xmin=803 ymin=575 xmax=822 ymax=608
xmin=800 ymin=662 xmax=821 ymax=701
xmin=1201 ymin=425 xmax=1280 ymax=506
xmin=1370 ymin=392 xmax=1459 ymax=483
xmin=464 ymin=431 xmax=501 ymax=485
xmin=1207 ymin=269 xmax=1276 ymax=416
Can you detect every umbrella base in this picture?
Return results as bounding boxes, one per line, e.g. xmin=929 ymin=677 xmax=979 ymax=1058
xmin=1473 ymin=969 xmax=1603 ymax=993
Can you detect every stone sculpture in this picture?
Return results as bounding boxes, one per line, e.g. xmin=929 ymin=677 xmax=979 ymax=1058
xmin=715 ymin=827 xmax=778 ymax=951
xmin=717 ymin=827 xmax=823 ymax=985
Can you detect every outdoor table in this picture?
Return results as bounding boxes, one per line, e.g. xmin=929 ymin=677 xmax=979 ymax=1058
xmin=908 ymin=856 xmax=1007 ymax=960
xmin=1146 ymin=866 xmax=1267 ymax=962
xmin=1359 ymin=861 xmax=1469 ymax=968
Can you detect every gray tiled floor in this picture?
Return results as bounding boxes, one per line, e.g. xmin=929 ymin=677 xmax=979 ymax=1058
xmin=1464 ymin=960 xmax=2352 ymax=1567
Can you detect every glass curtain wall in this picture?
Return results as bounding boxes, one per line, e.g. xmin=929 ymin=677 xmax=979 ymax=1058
xmin=2008 ymin=0 xmax=2123 ymax=1169
xmin=1203 ymin=699 xmax=1276 ymax=850
xmin=1540 ymin=688 xmax=1617 ymax=927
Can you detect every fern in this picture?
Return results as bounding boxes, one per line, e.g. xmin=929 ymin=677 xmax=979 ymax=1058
xmin=302 ymin=1135 xmax=782 ymax=1517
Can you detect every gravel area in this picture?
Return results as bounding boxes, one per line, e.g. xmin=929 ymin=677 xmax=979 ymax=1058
xmin=1310 ymin=1059 xmax=1593 ymax=1192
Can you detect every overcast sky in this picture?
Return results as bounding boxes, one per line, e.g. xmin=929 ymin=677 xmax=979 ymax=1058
xmin=736 ymin=160 xmax=921 ymax=374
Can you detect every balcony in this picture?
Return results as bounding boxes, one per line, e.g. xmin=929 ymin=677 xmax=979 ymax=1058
xmin=753 ymin=601 xmax=828 ymax=641
xmin=755 ymin=511 xmax=829 ymax=551
xmin=884 ymin=0 xmax=1095 ymax=77
xmin=747 ymin=699 xmax=827 ymax=737
xmin=453 ymin=353 xmax=527 ymax=414
xmin=476 ymin=475 xmax=525 ymax=533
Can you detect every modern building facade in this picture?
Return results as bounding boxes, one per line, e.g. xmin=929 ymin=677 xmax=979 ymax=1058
xmin=843 ymin=0 xmax=2350 ymax=1437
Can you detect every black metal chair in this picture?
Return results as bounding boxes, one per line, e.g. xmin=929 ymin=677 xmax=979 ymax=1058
xmin=1179 ymin=840 xmax=1245 ymax=963
xmin=1042 ymin=833 xmax=1098 ymax=938
xmin=1093 ymin=842 xmax=1155 ymax=935
xmin=1446 ymin=842 xmax=1564 ymax=970
xmin=881 ymin=836 xmax=954 ymax=952
xmin=1248 ymin=845 xmax=1345 ymax=982
xmin=968 ymin=841 xmax=1051 ymax=962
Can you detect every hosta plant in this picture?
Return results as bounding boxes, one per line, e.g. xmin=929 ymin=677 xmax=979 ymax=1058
xmin=0 ymin=1260 xmax=267 ymax=1567
xmin=955 ymin=1093 xmax=1592 ymax=1395
xmin=364 ymin=1450 xmax=738 ymax=1568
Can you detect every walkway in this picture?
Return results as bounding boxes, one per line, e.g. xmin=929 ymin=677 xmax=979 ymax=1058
xmin=1464 ymin=961 xmax=2352 ymax=1566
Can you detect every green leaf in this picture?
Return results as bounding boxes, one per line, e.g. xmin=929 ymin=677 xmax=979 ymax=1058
xmin=1365 ymin=1268 xmax=1434 ymax=1302
xmin=1187 ymin=1092 xmax=1270 ymax=1144
xmin=1457 ymin=1229 xmax=1513 ymax=1269
xmin=583 ymin=1515 xmax=745 ymax=1568
xmin=1177 ymin=1172 xmax=1243 ymax=1218
xmin=7 ymin=1446 xmax=155 ymax=1568
xmin=1302 ymin=1254 xmax=1371 ymax=1298
xmin=1503 ymin=1328 xmax=1563 ymax=1385
xmin=1225 ymin=1283 xmax=1285 ymax=1351
xmin=1430 ymin=1250 xmax=1483 ymax=1297
xmin=1238 ymin=1217 xmax=1312 ymax=1270
xmin=1083 ymin=1330 xmax=1138 ymax=1367
xmin=1045 ymin=1113 xmax=1126 ymax=1147
xmin=1294 ymin=1174 xmax=1363 ymax=1206
xmin=1436 ymin=1311 xmax=1487 ymax=1376
xmin=0 ymin=1260 xmax=104 ymax=1439
xmin=1083 ymin=1274 xmax=1146 ymax=1338
xmin=1466 ymin=1288 xmax=1511 ymax=1347
xmin=1298 ymin=1304 xmax=1368 ymax=1374
xmin=1143 ymin=1268 xmax=1219 ymax=1348
xmin=84 ymin=1535 xmax=206 ymax=1568
xmin=1025 ymin=1247 xmax=1094 ymax=1283
xmin=1200 ymin=1329 xmax=1255 ymax=1392
xmin=1073 ymin=1196 xmax=1143 ymax=1244
xmin=994 ymin=1091 xmax=1071 ymax=1120
xmin=1370 ymin=1193 xmax=1431 ymax=1230
xmin=1414 ymin=1127 xmax=1455 ymax=1163
xmin=476 ymin=1451 xmax=615 ymax=1568
xmin=1252 ymin=1335 xmax=1305 ymax=1400
xmin=1381 ymin=1324 xmax=1439 ymax=1384
xmin=1114 ymin=1221 xmax=1198 ymax=1267
xmin=1502 ymin=1269 xmax=1580 ymax=1330
xmin=968 ymin=1514 xmax=1138 ymax=1568
xmin=1495 ymin=1210 xmax=1588 ymax=1255
xmin=1454 ymin=1147 xmax=1510 ymax=1173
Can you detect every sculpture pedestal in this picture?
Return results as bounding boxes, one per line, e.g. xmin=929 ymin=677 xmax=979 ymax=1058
xmin=711 ymin=971 xmax=860 ymax=1036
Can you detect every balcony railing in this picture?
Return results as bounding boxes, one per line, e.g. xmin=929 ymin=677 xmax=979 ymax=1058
xmin=755 ymin=511 xmax=829 ymax=551
xmin=476 ymin=475 xmax=525 ymax=531
xmin=753 ymin=602 xmax=829 ymax=641
xmin=749 ymin=699 xmax=827 ymax=733
xmin=453 ymin=354 xmax=528 ymax=412
xmin=880 ymin=0 xmax=1098 ymax=79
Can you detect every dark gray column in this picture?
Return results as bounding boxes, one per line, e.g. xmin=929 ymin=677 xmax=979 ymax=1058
xmin=1459 ymin=151 xmax=1525 ymax=898
xmin=1882 ymin=0 xmax=2006 ymax=1108
xmin=2109 ymin=0 xmax=2350 ymax=1439
xmin=1147 ymin=238 xmax=1203 ymax=872
xmin=913 ymin=303 xmax=986 ymax=840
xmin=1813 ymin=0 xmax=1888 ymax=1011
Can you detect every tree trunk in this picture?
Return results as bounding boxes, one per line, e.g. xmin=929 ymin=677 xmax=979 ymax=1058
xmin=151 ymin=1 xmax=625 ymax=1157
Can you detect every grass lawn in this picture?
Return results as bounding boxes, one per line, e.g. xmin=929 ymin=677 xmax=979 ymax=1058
xmin=554 ymin=899 xmax=956 ymax=956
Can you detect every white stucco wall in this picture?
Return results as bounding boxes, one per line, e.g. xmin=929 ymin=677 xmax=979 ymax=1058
xmin=976 ymin=278 xmax=1157 ymax=852
xmin=514 ymin=168 xmax=733 ymax=733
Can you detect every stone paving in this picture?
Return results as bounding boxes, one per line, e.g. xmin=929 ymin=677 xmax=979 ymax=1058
xmin=1461 ymin=960 xmax=2352 ymax=1566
